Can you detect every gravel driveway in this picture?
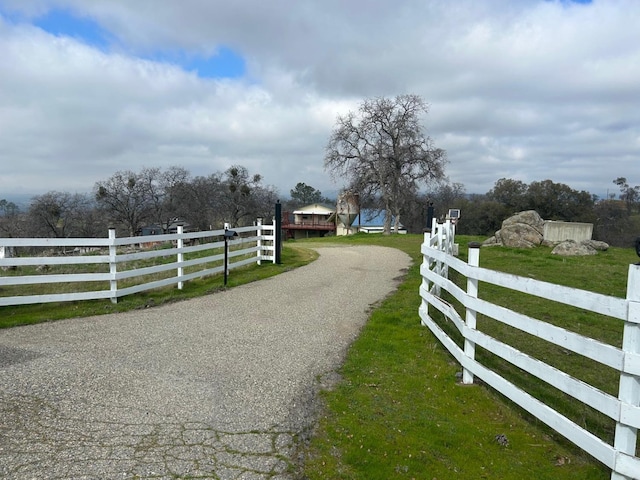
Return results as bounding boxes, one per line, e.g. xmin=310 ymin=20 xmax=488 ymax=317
xmin=0 ymin=245 xmax=411 ymax=479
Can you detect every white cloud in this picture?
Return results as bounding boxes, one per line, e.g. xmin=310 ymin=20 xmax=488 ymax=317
xmin=0 ymin=0 xmax=639 ymax=201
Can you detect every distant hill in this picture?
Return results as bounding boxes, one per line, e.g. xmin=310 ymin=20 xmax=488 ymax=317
xmin=1 ymin=193 xmax=33 ymax=210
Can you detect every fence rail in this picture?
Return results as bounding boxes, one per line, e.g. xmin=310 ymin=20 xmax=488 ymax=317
xmin=419 ymin=219 xmax=640 ymax=480
xmin=0 ymin=221 xmax=275 ymax=307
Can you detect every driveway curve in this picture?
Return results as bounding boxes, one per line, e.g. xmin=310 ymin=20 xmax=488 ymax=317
xmin=0 ymin=245 xmax=411 ymax=479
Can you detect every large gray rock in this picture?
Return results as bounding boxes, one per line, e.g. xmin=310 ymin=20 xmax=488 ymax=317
xmin=551 ymin=240 xmax=598 ymax=256
xmin=496 ymin=223 xmax=543 ymax=248
xmin=582 ymin=239 xmax=609 ymax=251
xmin=482 ymin=235 xmax=500 ymax=247
xmin=481 ymin=210 xmax=608 ymax=255
xmin=502 ymin=210 xmax=545 ymax=233
xmin=485 ymin=210 xmax=544 ymax=248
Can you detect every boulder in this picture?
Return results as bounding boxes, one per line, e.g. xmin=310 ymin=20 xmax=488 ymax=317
xmin=482 ymin=235 xmax=500 ymax=247
xmin=484 ymin=210 xmax=544 ymax=248
xmin=551 ymin=240 xmax=598 ymax=256
xmin=481 ymin=210 xmax=608 ymax=255
xmin=582 ymin=239 xmax=609 ymax=251
xmin=495 ymin=223 xmax=543 ymax=248
xmin=502 ymin=210 xmax=545 ymax=233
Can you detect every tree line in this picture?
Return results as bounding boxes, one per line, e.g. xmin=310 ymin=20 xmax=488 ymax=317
xmin=396 ymin=176 xmax=639 ymax=248
xmin=0 ymin=165 xmax=279 ymax=239
xmin=0 ymin=165 xmax=336 ymax=240
xmin=1 ymin=169 xmax=637 ymax=247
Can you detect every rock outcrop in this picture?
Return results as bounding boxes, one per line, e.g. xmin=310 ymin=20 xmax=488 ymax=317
xmin=551 ymin=240 xmax=597 ymax=256
xmin=582 ymin=240 xmax=609 ymax=251
xmin=483 ymin=210 xmax=544 ymax=248
xmin=483 ymin=211 xmax=610 ymax=256
xmin=551 ymin=239 xmax=609 ymax=256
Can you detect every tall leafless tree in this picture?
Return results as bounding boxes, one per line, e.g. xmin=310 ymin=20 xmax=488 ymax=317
xmin=220 ymin=165 xmax=277 ymax=227
xmin=28 ymin=191 xmax=98 ymax=238
xmin=325 ymin=94 xmax=447 ymax=234
xmin=94 ymin=170 xmax=155 ymax=236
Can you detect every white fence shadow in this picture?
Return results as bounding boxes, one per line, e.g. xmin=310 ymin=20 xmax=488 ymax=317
xmin=419 ymin=219 xmax=640 ymax=480
xmin=0 ymin=221 xmax=275 ymax=306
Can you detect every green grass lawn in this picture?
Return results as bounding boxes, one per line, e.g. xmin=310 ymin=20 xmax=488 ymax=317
xmin=301 ymin=233 xmax=636 ymax=480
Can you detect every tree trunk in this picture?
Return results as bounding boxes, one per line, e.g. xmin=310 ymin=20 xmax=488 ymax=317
xmin=383 ymin=207 xmax=392 ymax=235
xmin=393 ymin=213 xmax=401 ymax=234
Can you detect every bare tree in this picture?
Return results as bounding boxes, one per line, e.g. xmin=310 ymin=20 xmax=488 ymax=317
xmin=220 ymin=165 xmax=276 ymax=227
xmin=95 ymin=170 xmax=155 ymax=236
xmin=325 ymin=94 xmax=447 ymax=234
xmin=171 ymin=173 xmax=225 ymax=230
xmin=27 ymin=191 xmax=97 ymax=238
xmin=145 ymin=165 xmax=191 ymax=231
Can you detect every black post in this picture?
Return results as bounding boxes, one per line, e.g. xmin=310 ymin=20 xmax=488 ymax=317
xmin=275 ymin=200 xmax=282 ymax=264
xmin=223 ymin=227 xmax=237 ymax=286
xmin=426 ymin=202 xmax=434 ymax=230
xmin=224 ymin=234 xmax=229 ymax=286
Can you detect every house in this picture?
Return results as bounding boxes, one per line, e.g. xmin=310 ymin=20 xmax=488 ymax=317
xmin=280 ymin=200 xmax=406 ymax=239
xmin=139 ymin=224 xmax=164 ymax=236
xmin=138 ymin=219 xmax=192 ymax=236
xmin=282 ymin=203 xmax=336 ymax=239
xmin=138 ymin=219 xmax=193 ymax=248
xmin=349 ymin=210 xmax=407 ymax=234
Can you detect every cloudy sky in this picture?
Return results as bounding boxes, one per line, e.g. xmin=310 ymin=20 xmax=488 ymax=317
xmin=0 ymin=0 xmax=638 ymax=201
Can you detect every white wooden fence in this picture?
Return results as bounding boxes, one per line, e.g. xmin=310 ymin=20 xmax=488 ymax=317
xmin=419 ymin=219 xmax=640 ymax=480
xmin=0 ymin=221 xmax=275 ymax=306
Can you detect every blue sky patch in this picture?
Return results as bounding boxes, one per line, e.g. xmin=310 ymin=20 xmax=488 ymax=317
xmin=545 ymin=0 xmax=592 ymax=4
xmin=182 ymin=47 xmax=246 ymax=79
xmin=32 ymin=8 xmax=111 ymax=50
xmin=1 ymin=7 xmax=245 ymax=79
xmin=143 ymin=46 xmax=246 ymax=79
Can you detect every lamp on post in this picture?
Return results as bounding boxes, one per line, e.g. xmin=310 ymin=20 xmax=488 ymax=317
xmin=224 ymin=228 xmax=238 ymax=286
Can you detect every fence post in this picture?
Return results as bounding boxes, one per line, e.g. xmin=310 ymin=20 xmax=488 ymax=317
xmin=612 ymin=264 xmax=640 ymax=479
xmin=463 ymin=242 xmax=481 ymax=385
xmin=272 ymin=216 xmax=277 ymax=264
xmin=177 ymin=225 xmax=184 ymax=290
xmin=445 ymin=219 xmax=452 ymax=255
xmin=108 ymin=228 xmax=118 ymax=304
xmin=224 ymin=223 xmax=231 ymax=283
xmin=256 ymin=218 xmax=262 ymax=266
xmin=421 ymin=231 xmax=432 ymax=324
xmin=275 ymin=201 xmax=282 ymax=264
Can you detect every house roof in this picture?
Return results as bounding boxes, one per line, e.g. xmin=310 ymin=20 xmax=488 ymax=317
xmin=292 ymin=203 xmax=335 ymax=215
xmin=354 ymin=209 xmax=404 ymax=227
